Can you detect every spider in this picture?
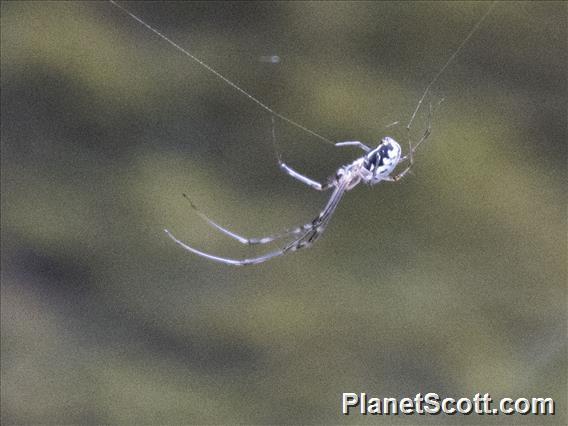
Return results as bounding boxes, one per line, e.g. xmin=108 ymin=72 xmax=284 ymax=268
xmin=110 ymin=0 xmax=494 ymax=266
xmin=164 ymin=111 xmax=433 ymax=266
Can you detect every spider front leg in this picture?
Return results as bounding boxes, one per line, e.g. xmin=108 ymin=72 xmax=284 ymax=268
xmin=389 ymin=101 xmax=435 ymax=182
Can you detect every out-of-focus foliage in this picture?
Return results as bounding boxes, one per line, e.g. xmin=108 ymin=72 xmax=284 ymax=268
xmin=1 ymin=1 xmax=566 ymax=424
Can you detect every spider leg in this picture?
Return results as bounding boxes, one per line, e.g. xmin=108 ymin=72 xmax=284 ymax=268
xmin=166 ymin=181 xmax=348 ymax=266
xmin=165 ymin=229 xmax=290 ymax=266
xmin=389 ymin=100 xmax=435 ymax=182
xmin=408 ymin=99 xmax=441 ymax=155
xmin=282 ymin=179 xmax=349 ymax=252
xmin=165 ymin=217 xmax=318 ymax=266
xmin=182 ymin=193 xmax=309 ymax=245
xmin=335 ymin=141 xmax=371 ymax=152
xmin=270 ymin=116 xmax=331 ymax=192
xmin=277 ymin=162 xmax=331 ymax=191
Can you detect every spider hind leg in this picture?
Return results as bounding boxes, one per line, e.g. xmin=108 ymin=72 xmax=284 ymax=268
xmin=182 ymin=193 xmax=308 ymax=245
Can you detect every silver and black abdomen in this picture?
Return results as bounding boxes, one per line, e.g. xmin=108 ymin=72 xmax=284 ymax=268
xmin=364 ymin=137 xmax=402 ymax=180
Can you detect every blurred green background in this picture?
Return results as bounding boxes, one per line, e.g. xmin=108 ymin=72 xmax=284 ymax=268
xmin=1 ymin=1 xmax=566 ymax=424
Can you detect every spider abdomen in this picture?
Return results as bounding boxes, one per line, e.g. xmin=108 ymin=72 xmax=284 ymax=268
xmin=364 ymin=137 xmax=402 ymax=180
